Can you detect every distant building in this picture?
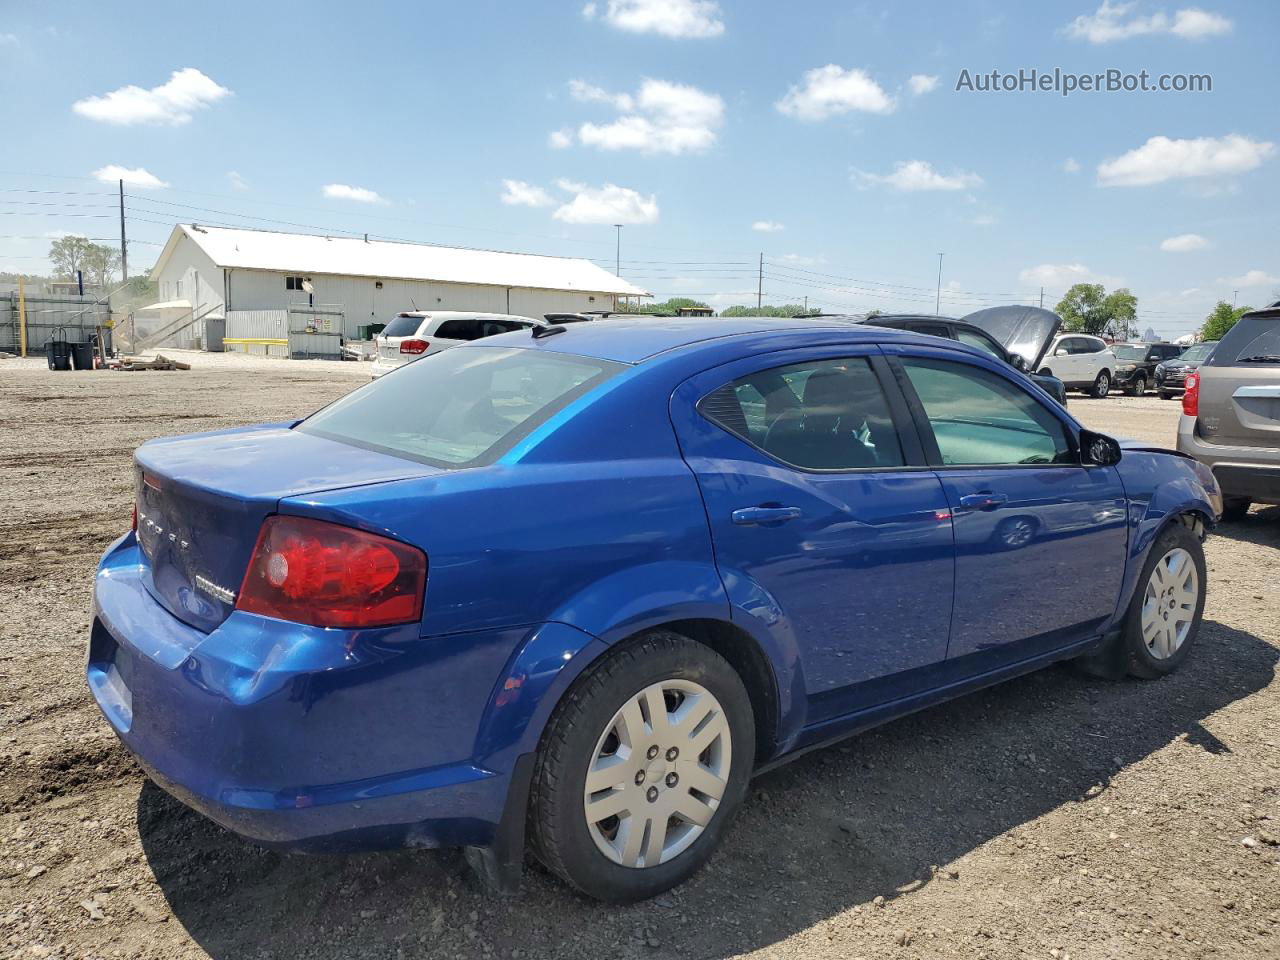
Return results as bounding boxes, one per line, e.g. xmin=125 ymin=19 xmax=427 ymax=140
xmin=145 ymin=224 xmax=650 ymax=343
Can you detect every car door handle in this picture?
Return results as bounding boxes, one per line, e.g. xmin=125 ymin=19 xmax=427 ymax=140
xmin=731 ymin=505 xmax=803 ymax=525
xmin=957 ymin=492 xmax=1008 ymax=512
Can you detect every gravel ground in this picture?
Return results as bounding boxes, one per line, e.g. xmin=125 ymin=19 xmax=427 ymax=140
xmin=1 ymin=358 xmax=1277 ymax=960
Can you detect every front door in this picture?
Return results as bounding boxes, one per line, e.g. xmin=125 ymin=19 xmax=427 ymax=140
xmin=889 ymin=349 xmax=1128 ymax=663
xmin=671 ymin=348 xmax=956 ymax=725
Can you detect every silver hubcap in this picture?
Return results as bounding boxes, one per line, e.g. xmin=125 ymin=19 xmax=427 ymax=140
xmin=583 ymin=680 xmax=731 ymax=868
xmin=1141 ymin=547 xmax=1198 ymax=659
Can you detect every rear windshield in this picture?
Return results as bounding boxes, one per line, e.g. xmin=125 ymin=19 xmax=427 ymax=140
xmin=298 ymin=347 xmax=621 ymax=467
xmin=1112 ymin=344 xmax=1147 ymax=360
xmin=382 ymin=314 xmax=425 ymax=338
xmin=1210 ymin=315 xmax=1280 ymax=365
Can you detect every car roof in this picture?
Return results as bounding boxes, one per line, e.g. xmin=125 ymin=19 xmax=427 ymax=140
xmin=397 ymin=311 xmax=538 ymax=322
xmin=478 ymin=315 xmax=937 ymax=365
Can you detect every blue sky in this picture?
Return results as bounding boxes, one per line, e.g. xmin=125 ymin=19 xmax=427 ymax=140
xmin=1 ymin=0 xmax=1276 ymax=336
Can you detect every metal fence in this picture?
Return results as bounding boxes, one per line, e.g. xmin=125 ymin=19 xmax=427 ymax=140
xmin=0 ymin=291 xmax=111 ymax=355
xmin=225 ymin=309 xmax=290 ymax=359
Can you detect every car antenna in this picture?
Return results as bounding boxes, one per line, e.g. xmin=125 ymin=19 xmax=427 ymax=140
xmin=532 ymin=324 xmax=567 ymax=339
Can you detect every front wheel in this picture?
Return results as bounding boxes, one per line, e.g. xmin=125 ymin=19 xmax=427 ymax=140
xmin=1121 ymin=523 xmax=1206 ymax=679
xmin=530 ymin=630 xmax=755 ymax=902
xmin=1091 ymin=370 xmax=1112 ymax=399
xmin=1129 ymin=375 xmax=1147 ymax=397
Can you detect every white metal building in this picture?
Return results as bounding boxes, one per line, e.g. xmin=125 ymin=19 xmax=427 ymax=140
xmin=145 ymin=224 xmax=649 ymax=343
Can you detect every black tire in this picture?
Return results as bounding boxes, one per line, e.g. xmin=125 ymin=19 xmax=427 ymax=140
xmin=1220 ymin=497 xmax=1251 ymax=522
xmin=530 ymin=630 xmax=755 ymax=903
xmin=1118 ymin=522 xmax=1206 ymax=679
xmin=1129 ymin=375 xmax=1147 ymax=397
xmin=1091 ymin=371 xmax=1111 ymax=399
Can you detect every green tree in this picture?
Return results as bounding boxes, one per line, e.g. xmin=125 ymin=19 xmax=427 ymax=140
xmin=633 ymin=297 xmax=710 ymax=315
xmin=83 ymin=243 xmax=121 ymax=289
xmin=1200 ymin=300 xmax=1252 ymax=342
xmin=720 ymin=303 xmax=809 ymax=318
xmin=1055 ymin=283 xmax=1138 ymax=338
xmin=48 ymin=235 xmax=94 ymax=280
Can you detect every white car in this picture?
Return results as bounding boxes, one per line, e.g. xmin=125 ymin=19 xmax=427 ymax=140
xmin=1037 ymin=334 xmax=1117 ymax=398
xmin=370 ymin=312 xmax=543 ymax=379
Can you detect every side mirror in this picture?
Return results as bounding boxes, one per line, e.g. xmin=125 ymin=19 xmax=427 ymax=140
xmin=1080 ymin=429 xmax=1122 ymax=466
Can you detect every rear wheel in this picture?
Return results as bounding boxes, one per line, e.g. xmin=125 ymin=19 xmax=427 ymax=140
xmin=1129 ymin=375 xmax=1147 ymax=397
xmin=1121 ymin=523 xmax=1206 ymax=679
xmin=530 ymin=630 xmax=755 ymax=902
xmin=1091 ymin=371 xmax=1111 ymax=399
xmin=1220 ymin=497 xmax=1251 ymax=522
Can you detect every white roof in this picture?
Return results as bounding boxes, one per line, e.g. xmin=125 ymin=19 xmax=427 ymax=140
xmin=153 ymin=225 xmax=649 ymax=297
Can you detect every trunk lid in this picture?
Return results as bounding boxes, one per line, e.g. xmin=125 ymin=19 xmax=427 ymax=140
xmin=1198 ymin=310 xmax=1280 ymax=447
xmin=134 ymin=423 xmax=441 ymax=632
xmin=960 ymin=305 xmax=1062 ymax=370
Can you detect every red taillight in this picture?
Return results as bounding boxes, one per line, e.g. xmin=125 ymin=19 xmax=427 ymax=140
xmin=1182 ymin=372 xmax=1199 ymax=417
xmin=399 ymin=339 xmax=429 ymax=355
xmin=236 ymin=516 xmax=426 ymax=628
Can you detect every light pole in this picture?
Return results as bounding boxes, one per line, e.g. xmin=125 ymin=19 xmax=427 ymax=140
xmin=935 ymin=253 xmax=944 ymax=314
xmin=614 ymin=224 xmax=622 ymax=277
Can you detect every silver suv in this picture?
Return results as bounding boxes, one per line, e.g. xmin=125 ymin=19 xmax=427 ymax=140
xmin=1177 ymin=305 xmax=1280 ymax=520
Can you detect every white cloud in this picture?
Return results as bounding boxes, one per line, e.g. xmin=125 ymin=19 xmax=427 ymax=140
xmin=1222 ymin=269 xmax=1280 ymax=288
xmin=91 ymin=165 xmax=168 ymax=189
xmin=500 ymin=179 xmax=554 ymax=208
xmin=972 ymin=214 xmax=997 ymax=226
xmin=552 ymin=181 xmax=659 ymax=224
xmin=776 ymin=65 xmax=895 ymax=120
xmin=568 ymin=78 xmax=724 ymax=155
xmin=322 ymin=183 xmax=387 ymax=204
xmin=227 ymin=170 xmax=248 ymax=191
xmin=1062 ymin=157 xmax=1081 ymax=173
xmin=779 ymin=253 xmax=826 ymax=268
xmin=853 ymin=160 xmax=982 ymax=192
xmin=752 ymin=220 xmax=785 ymax=232
xmin=1065 ymin=2 xmax=1232 ymax=43
xmin=1160 ymin=232 xmax=1208 ymax=252
xmin=548 ymin=128 xmax=574 ymax=149
xmin=72 ymin=68 xmax=231 ymax=126
xmin=1019 ymin=263 xmax=1095 ymax=287
xmin=0 ymin=33 xmax=16 ymax=45
xmin=1097 ymin=134 xmax=1274 ymax=186
xmin=586 ymin=0 xmax=724 ymax=38
xmin=908 ymin=74 xmax=939 ymax=95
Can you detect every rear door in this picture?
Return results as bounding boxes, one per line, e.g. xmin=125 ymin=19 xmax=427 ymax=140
xmin=671 ymin=346 xmax=956 ymax=724
xmin=886 ymin=345 xmax=1128 ymax=662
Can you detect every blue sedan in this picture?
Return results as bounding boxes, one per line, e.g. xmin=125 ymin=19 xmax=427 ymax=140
xmin=88 ymin=317 xmax=1220 ymax=902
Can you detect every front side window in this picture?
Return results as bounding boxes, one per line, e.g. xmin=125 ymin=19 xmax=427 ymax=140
xmin=701 ymin=357 xmax=905 ymax=470
xmin=956 ymin=329 xmax=1004 ymax=360
xmin=299 ymin=347 xmax=620 ymax=466
xmin=900 ymin=358 xmax=1073 ymax=467
xmin=1113 ymin=345 xmax=1147 ymax=361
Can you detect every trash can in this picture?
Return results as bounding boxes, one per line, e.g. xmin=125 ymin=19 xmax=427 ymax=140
xmin=46 ymin=332 xmax=72 ymax=371
xmin=70 ymin=341 xmax=95 ymax=370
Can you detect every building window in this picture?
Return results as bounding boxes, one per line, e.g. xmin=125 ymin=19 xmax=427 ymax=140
xmin=176 ymin=280 xmax=183 ymax=299
xmin=285 ymin=276 xmax=306 ymax=291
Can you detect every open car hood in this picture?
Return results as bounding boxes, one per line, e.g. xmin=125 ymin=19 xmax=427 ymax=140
xmin=961 ymin=305 xmax=1062 ymax=371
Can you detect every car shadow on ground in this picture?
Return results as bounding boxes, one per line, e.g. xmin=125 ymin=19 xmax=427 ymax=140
xmin=137 ymin=619 xmax=1278 ymax=960
xmin=1212 ymin=504 xmax=1280 ymax=546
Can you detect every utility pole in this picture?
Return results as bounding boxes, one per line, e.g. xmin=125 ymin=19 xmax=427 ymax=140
xmin=614 ymin=224 xmax=622 ymax=277
xmin=804 ymin=295 xmax=808 ymax=314
xmin=935 ymin=253 xmax=944 ymax=314
xmin=1233 ymin=289 xmax=1239 ymax=307
xmin=1039 ymin=287 xmax=1044 ymax=309
xmin=119 ymin=179 xmax=128 ymax=282
xmin=757 ymin=252 xmax=763 ymax=309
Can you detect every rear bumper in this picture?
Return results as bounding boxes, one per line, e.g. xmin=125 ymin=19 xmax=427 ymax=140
xmin=87 ymin=535 xmax=581 ymax=852
xmin=1176 ymin=415 xmax=1280 ymax=504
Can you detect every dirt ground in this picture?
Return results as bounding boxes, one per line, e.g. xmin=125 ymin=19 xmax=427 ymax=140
xmin=1 ymin=355 xmax=1277 ymax=960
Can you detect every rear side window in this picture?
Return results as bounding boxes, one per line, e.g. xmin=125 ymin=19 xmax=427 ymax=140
xmin=901 ymin=358 xmax=1072 ymax=466
xmin=299 ymin=347 xmax=620 ymax=466
xmin=701 ymin=358 xmax=905 ymax=470
xmin=383 ymin=314 xmax=424 ymax=337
